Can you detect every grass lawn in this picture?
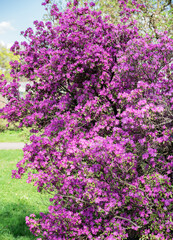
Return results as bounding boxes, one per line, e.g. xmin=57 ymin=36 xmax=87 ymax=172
xmin=0 ymin=130 xmax=24 ymax=142
xmin=0 ymin=150 xmax=50 ymax=240
xmin=0 ymin=129 xmax=31 ymax=143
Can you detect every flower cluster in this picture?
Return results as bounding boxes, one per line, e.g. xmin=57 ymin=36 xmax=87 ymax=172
xmin=0 ymin=0 xmax=173 ymax=239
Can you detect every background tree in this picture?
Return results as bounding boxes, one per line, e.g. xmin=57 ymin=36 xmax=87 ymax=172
xmin=50 ymin=0 xmax=173 ymax=38
xmin=0 ymin=0 xmax=173 ymax=239
xmin=95 ymin=0 xmax=173 ymax=38
xmin=0 ymin=44 xmax=19 ymax=81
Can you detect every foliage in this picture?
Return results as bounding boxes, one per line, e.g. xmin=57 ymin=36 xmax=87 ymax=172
xmin=71 ymin=0 xmax=173 ymax=38
xmin=0 ymin=119 xmax=8 ymax=132
xmin=0 ymin=45 xmax=19 ymax=82
xmin=0 ymin=118 xmax=19 ymax=132
xmin=42 ymin=0 xmax=173 ymax=39
xmin=0 ymin=0 xmax=173 ymax=239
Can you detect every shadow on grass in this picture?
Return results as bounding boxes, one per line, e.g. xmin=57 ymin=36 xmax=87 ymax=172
xmin=0 ymin=201 xmax=46 ymax=240
xmin=0 ymin=198 xmax=141 ymax=240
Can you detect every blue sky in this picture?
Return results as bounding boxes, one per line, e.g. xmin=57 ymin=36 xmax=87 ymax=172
xmin=0 ymin=0 xmax=46 ymax=48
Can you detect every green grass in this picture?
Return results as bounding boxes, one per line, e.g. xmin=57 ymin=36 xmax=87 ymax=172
xmin=0 ymin=130 xmax=24 ymax=142
xmin=0 ymin=150 xmax=50 ymax=240
xmin=0 ymin=128 xmax=32 ymax=143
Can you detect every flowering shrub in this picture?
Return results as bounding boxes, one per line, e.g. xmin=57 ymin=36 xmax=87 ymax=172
xmin=0 ymin=0 xmax=173 ymax=239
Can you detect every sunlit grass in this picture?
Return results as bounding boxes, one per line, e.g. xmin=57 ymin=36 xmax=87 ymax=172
xmin=0 ymin=130 xmax=24 ymax=142
xmin=0 ymin=128 xmax=32 ymax=143
xmin=0 ymin=150 xmax=50 ymax=240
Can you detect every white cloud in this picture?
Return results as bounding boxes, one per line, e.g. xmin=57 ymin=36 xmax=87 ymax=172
xmin=0 ymin=40 xmax=5 ymax=46
xmin=0 ymin=21 xmax=15 ymax=34
xmin=0 ymin=40 xmax=13 ymax=49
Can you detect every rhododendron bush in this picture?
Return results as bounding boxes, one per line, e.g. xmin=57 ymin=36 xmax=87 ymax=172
xmin=0 ymin=0 xmax=173 ymax=239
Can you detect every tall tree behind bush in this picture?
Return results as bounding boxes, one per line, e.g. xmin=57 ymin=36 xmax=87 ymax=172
xmin=50 ymin=0 xmax=173 ymax=38
xmin=0 ymin=0 xmax=173 ymax=239
xmin=84 ymin=0 xmax=173 ymax=38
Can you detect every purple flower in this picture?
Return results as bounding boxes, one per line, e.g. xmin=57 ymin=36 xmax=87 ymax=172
xmin=0 ymin=0 xmax=173 ymax=239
